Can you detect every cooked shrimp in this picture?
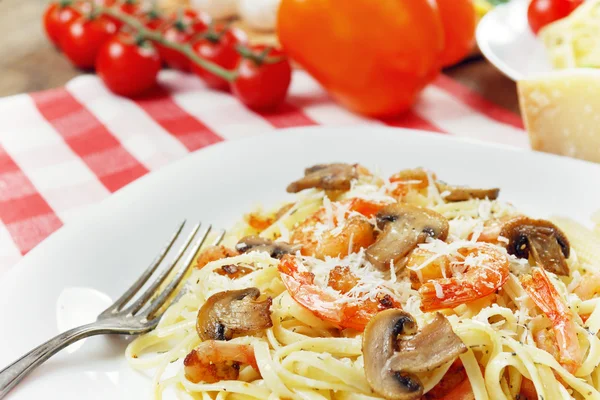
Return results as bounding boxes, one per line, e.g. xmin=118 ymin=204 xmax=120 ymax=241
xmin=518 ymin=378 xmax=538 ymax=400
xmin=425 ymin=360 xmax=468 ymax=399
xmin=387 ymin=168 xmax=432 ymax=198
xmin=327 ymin=266 xmax=359 ymax=293
xmin=196 ymin=245 xmax=238 ymax=269
xmin=418 ymin=245 xmax=510 ymax=311
xmin=314 ymin=216 xmax=375 ymax=259
xmin=573 ymin=271 xmax=600 ymax=301
xmin=245 ymin=203 xmax=294 ymax=232
xmin=183 ymin=341 xmax=257 ymax=384
xmin=345 ymin=198 xmax=388 ymax=218
xmin=278 ymin=255 xmax=401 ymax=331
xmin=407 ymin=248 xmax=452 ymax=290
xmin=290 ymin=199 xmax=383 ymax=259
xmin=520 ymin=268 xmax=582 ymax=373
xmin=472 ymin=216 xmax=518 ymax=244
xmin=533 ymin=327 xmax=561 ymax=364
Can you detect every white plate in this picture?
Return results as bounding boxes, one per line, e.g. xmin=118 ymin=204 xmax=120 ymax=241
xmin=476 ymin=0 xmax=553 ymax=81
xmin=1 ymin=127 xmax=600 ymax=399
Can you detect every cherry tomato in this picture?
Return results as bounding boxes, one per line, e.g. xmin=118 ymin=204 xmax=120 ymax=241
xmin=43 ymin=1 xmax=81 ymax=47
xmin=191 ymin=26 xmax=245 ymax=90
xmin=179 ymin=8 xmax=212 ymax=34
xmin=231 ymin=46 xmax=292 ymax=111
xmin=118 ymin=0 xmax=141 ymax=15
xmin=141 ymin=9 xmax=166 ymax=30
xmin=528 ymin=0 xmax=583 ymax=34
xmin=96 ymin=33 xmax=161 ymax=97
xmin=156 ymin=24 xmax=194 ymax=71
xmin=436 ymin=0 xmax=476 ymax=67
xmin=61 ymin=15 xmax=118 ymax=69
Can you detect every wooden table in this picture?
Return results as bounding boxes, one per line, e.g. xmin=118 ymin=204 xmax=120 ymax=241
xmin=0 ymin=0 xmax=521 ymax=115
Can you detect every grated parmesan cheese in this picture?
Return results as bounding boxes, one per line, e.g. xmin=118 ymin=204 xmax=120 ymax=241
xmin=433 ymin=281 xmax=444 ymax=299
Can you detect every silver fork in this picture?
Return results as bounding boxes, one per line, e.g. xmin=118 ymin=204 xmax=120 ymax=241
xmin=0 ymin=221 xmax=224 ymax=399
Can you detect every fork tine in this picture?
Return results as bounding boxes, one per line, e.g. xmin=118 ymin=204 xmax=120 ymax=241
xmin=139 ymin=225 xmax=213 ymax=319
xmin=99 ymin=220 xmax=186 ymax=317
xmin=212 ymin=229 xmax=226 ymax=246
xmin=122 ymin=222 xmax=203 ymax=316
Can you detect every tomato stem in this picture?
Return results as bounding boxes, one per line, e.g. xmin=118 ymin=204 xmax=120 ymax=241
xmin=237 ymin=44 xmax=286 ymax=65
xmin=99 ymin=6 xmax=237 ymax=82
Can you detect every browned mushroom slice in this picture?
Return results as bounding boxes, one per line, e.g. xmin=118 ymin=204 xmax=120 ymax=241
xmin=363 ymin=310 xmax=466 ymax=400
xmin=216 ymin=264 xmax=254 ymax=279
xmin=436 ymin=181 xmax=500 ymax=202
xmin=235 ymin=236 xmax=299 ymax=259
xmin=286 ymin=163 xmax=358 ymax=193
xmin=387 ymin=313 xmax=467 ymax=373
xmin=196 ymin=288 xmax=272 ymax=341
xmin=500 ymin=216 xmax=570 ymax=276
xmin=366 ymin=204 xmax=449 ymax=271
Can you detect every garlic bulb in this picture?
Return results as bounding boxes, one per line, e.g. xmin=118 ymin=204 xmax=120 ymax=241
xmin=190 ymin=0 xmax=239 ymax=19
xmin=238 ymin=0 xmax=281 ymax=32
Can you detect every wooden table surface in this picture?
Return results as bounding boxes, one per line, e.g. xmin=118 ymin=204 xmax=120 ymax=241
xmin=0 ymin=0 xmax=521 ymax=115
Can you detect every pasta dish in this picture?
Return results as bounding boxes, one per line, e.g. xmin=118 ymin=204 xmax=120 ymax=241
xmin=126 ymin=163 xmax=600 ymax=400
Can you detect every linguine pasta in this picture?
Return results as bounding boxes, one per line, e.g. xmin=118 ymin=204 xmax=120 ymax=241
xmin=126 ymin=164 xmax=600 ymax=400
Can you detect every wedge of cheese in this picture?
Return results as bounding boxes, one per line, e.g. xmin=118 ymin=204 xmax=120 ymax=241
xmin=518 ymin=69 xmax=600 ymax=163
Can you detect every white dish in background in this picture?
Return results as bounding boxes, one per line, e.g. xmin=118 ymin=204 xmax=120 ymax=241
xmin=476 ymin=0 xmax=553 ymax=81
xmin=1 ymin=127 xmax=600 ymax=399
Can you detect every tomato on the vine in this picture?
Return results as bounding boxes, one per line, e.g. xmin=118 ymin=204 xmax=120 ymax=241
xmin=102 ymin=0 xmax=141 ymax=28
xmin=43 ymin=1 xmax=82 ymax=47
xmin=140 ymin=9 xmax=166 ymax=30
xmin=183 ymin=9 xmax=212 ymax=34
xmin=155 ymin=10 xmax=211 ymax=71
xmin=60 ymin=14 xmax=118 ymax=69
xmin=528 ymin=0 xmax=583 ymax=34
xmin=436 ymin=0 xmax=476 ymax=67
xmin=118 ymin=0 xmax=141 ymax=15
xmin=157 ymin=24 xmax=195 ymax=71
xmin=96 ymin=33 xmax=161 ymax=97
xmin=191 ymin=25 xmax=246 ymax=90
xmin=231 ymin=46 xmax=292 ymax=111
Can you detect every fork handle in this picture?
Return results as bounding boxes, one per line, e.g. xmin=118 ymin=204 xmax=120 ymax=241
xmin=0 ymin=323 xmax=104 ymax=399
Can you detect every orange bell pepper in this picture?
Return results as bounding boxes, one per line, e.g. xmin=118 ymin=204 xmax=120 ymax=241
xmin=437 ymin=0 xmax=477 ymax=67
xmin=277 ymin=0 xmax=444 ymax=117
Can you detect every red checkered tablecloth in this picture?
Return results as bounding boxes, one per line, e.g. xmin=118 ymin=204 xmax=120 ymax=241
xmin=0 ymin=69 xmax=527 ymax=275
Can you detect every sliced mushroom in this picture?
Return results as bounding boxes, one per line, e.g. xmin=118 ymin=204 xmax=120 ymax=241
xmin=387 ymin=313 xmax=467 ymax=373
xmin=500 ymin=216 xmax=570 ymax=276
xmin=363 ymin=310 xmax=466 ymax=400
xmin=366 ymin=204 xmax=449 ymax=271
xmin=286 ymin=163 xmax=358 ymax=193
xmin=235 ymin=236 xmax=299 ymax=259
xmin=216 ymin=264 xmax=254 ymax=279
xmin=389 ymin=168 xmax=499 ymax=202
xmin=436 ymin=181 xmax=500 ymax=202
xmin=196 ymin=288 xmax=272 ymax=341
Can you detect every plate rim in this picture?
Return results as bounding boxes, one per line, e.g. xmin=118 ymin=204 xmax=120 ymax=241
xmin=476 ymin=0 xmax=525 ymax=81
xmin=476 ymin=0 xmax=553 ymax=82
